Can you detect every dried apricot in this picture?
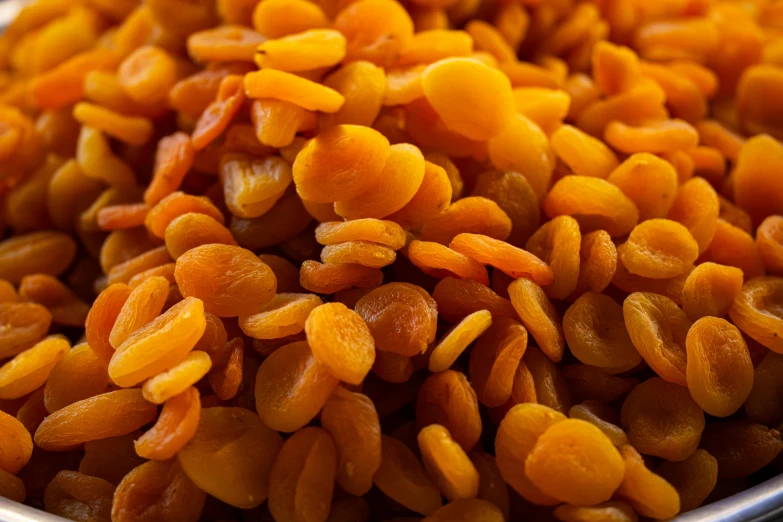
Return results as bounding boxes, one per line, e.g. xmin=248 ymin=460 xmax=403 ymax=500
xmin=620 ymin=377 xmax=704 ymax=462
xmin=418 ymin=424 xmax=479 ymax=501
xmin=373 ymin=434 xmax=442 ymax=515
xmin=729 ymin=276 xmax=783 ymax=353
xmin=681 ymin=262 xmax=744 ymax=321
xmin=355 ymin=283 xmax=437 ymax=357
xmin=657 ymin=449 xmax=718 ymax=512
xmin=417 ymin=370 xmax=482 ymax=452
xmin=623 ymin=292 xmax=691 ymax=385
xmin=305 ymin=302 xmax=375 ymax=384
xmin=112 ymin=459 xmax=205 ymax=522
xmin=526 ymin=419 xmax=625 ymax=506
xmin=178 ymin=406 xmax=282 ymax=508
xmin=255 ymin=340 xmax=339 ymax=432
xmin=563 ymin=293 xmax=641 ymax=373
xmin=495 ymin=403 xmax=565 ymax=506
xmin=34 ymin=389 xmax=157 ymax=452
xmin=268 ymin=426 xmax=337 ymax=522
xmin=175 ymin=244 xmax=276 ymax=317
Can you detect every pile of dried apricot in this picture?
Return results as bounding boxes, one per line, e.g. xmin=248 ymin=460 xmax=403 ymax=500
xmin=1 ymin=0 xmax=783 ymax=520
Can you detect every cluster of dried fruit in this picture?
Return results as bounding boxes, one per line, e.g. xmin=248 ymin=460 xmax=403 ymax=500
xmin=1 ymin=0 xmax=783 ymax=521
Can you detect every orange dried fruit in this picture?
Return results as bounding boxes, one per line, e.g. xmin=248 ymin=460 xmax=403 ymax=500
xmin=34 ymin=389 xmax=157 ymax=452
xmin=178 ymin=406 xmax=283 ymax=508
xmin=417 ymin=370 xmax=482 ymax=452
xmin=0 ymin=337 xmax=69 ymax=400
xmin=108 ymin=297 xmax=207 ymax=387
xmin=355 ymin=283 xmax=438 ymax=357
xmin=729 ymin=276 xmax=783 ymax=354
xmin=618 ymin=219 xmax=699 ymax=279
xmin=255 ymin=340 xmax=339 ymax=432
xmin=623 ymin=292 xmax=691 ymax=385
xmin=292 ymin=125 xmax=390 ymax=203
xmin=621 ymin=377 xmax=705 ymax=462
xmin=305 ymin=302 xmax=375 ymax=384
xmin=321 ymin=386 xmax=382 ymax=496
xmin=418 ymin=424 xmax=480 ymax=501
xmin=373 ymin=434 xmax=442 ymax=515
xmin=174 ymin=244 xmax=277 ymax=317
xmin=508 ymin=278 xmax=565 ymax=362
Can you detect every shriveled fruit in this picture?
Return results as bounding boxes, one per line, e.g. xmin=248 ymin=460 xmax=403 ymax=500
xmin=421 ymin=197 xmax=513 ymax=246
xmin=174 ymin=244 xmax=277 ymax=317
xmin=543 ymin=176 xmax=639 ymax=237
xmin=701 ymin=421 xmax=783 ymax=479
xmin=469 ymin=317 xmax=528 ymax=407
xmin=421 ymin=58 xmax=514 ymax=141
xmin=620 ymin=377 xmax=705 ymax=462
xmin=615 ymin=444 xmax=681 ymax=520
xmin=667 ymin=177 xmax=719 ymax=254
xmin=239 ymin=293 xmax=322 ymax=340
xmin=429 ymin=309 xmax=492 ymax=372
xmin=255 ymin=341 xmax=339 ymax=432
xmin=607 ymin=153 xmax=678 ymax=221
xmin=44 ymin=343 xmax=109 ymax=413
xmin=418 ymin=424 xmax=479 ymax=501
xmin=34 ymin=389 xmax=157 ymax=451
xmin=623 ymin=293 xmax=691 ymax=385
xmin=525 ymin=419 xmax=625 ymax=506
xmin=407 ymin=241 xmax=489 ymax=285
xmin=355 ymin=283 xmax=438 ymax=357
xmin=745 ymin=352 xmax=783 ymax=425
xmin=656 ymin=449 xmax=718 ymax=512
xmin=568 ymin=401 xmax=629 ymax=447
xmin=44 ymin=471 xmax=115 ymax=522
xmin=109 ymin=297 xmax=207 ymax=387
xmin=164 ymin=212 xmax=237 ymax=259
xmin=112 ymin=459 xmax=205 ymax=522
xmin=109 ymin=275 xmax=169 ymax=349
xmin=562 ymin=364 xmax=639 ymax=404
xmin=495 ymin=403 xmax=566 ymax=506
xmin=268 ymin=427 xmax=337 ymax=522
xmin=422 ymin=498 xmax=504 ymax=522
xmin=320 ymin=241 xmax=397 ymax=268
xmin=553 ymin=501 xmax=638 ymax=522
xmin=299 ymin=261 xmax=384 ymax=294
xmin=525 ymin=216 xmax=581 ymax=300
xmin=729 ymin=277 xmax=783 ymax=353
xmin=373 ymin=435 xmax=442 ymax=516
xmin=758 ymin=215 xmax=783 ymax=275
xmin=315 ymin=219 xmax=406 ymax=249
xmin=451 ymin=233 xmax=554 ymax=286
xmin=142 ymin=350 xmax=212 ymax=405
xmin=563 ymin=293 xmax=641 ymax=373
xmin=685 ymin=317 xmax=753 ymax=417
xmin=79 ymin=433 xmax=145 ymax=486
xmin=524 ymin=345 xmax=573 ymax=414
xmin=0 ymin=409 xmax=33 ymax=474
xmin=433 ymin=278 xmax=516 ymax=323
xmin=178 ymin=407 xmax=283 ymax=508
xmin=321 ymin=387 xmax=382 ymax=496
xmin=0 ymin=302 xmax=53 ymax=360
xmin=135 ymin=387 xmax=200 ymax=461
xmin=0 ymin=337 xmax=69 ymax=400
xmin=618 ymin=219 xmax=699 ymax=279
xmin=305 ymin=302 xmax=375 ymax=384
xmin=508 ymin=278 xmax=564 ymax=362
xmin=681 ymin=263 xmax=743 ymax=320
xmin=334 ymin=143 xmax=425 ymax=220
xmin=292 ymin=125 xmax=390 ymax=203
xmin=416 ymin=370 xmax=482 ymax=452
